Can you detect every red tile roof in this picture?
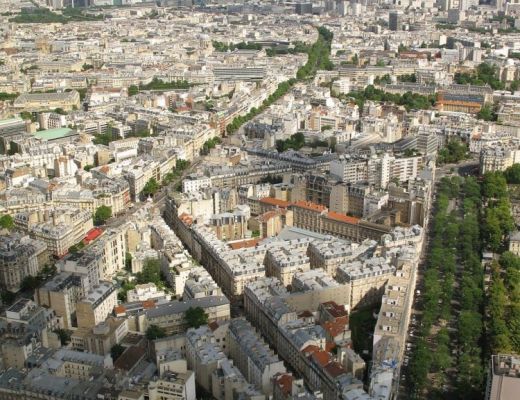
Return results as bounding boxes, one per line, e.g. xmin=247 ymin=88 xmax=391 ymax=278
xmin=323 ymin=320 xmax=347 ymax=338
xmin=229 ymin=238 xmax=261 ymax=250
xmin=292 ymin=201 xmax=327 ymax=212
xmin=142 ymin=300 xmax=156 ymax=309
xmin=321 ymin=301 xmax=348 ymax=318
xmin=114 ymin=305 xmax=126 ymax=315
xmin=260 ymin=197 xmax=291 ymax=208
xmin=326 ymin=211 xmax=360 ymax=224
xmin=311 ymin=350 xmax=331 ymax=367
xmin=301 ymin=344 xmax=320 ymax=356
xmin=273 ymin=373 xmax=293 ymax=397
xmin=324 ymin=361 xmax=346 ymax=378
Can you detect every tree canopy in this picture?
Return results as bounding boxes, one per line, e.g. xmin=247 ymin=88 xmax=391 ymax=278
xmin=0 ymin=214 xmax=14 ymax=230
xmin=142 ymin=177 xmax=160 ymax=197
xmin=146 ymin=324 xmax=167 ymax=340
xmin=184 ymin=306 xmax=209 ymax=329
xmin=94 ymin=205 xmax=112 ymax=226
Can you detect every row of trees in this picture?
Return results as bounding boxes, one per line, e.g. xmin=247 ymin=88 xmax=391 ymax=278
xmin=437 ymin=138 xmax=469 ymax=165
xmin=407 ymin=177 xmax=458 ymax=398
xmin=341 ymin=85 xmax=436 ymax=112
xmin=141 ymin=159 xmax=191 ymax=197
xmin=477 ymin=104 xmax=498 ymax=122
xmin=481 ymin=172 xmax=515 ymax=252
xmin=128 ymin=78 xmax=192 ymax=96
xmin=407 ymin=176 xmax=485 ymax=399
xmin=225 ymin=26 xmax=334 ymax=135
xmin=484 ymin=169 xmax=520 ymax=354
xmin=275 ymin=132 xmax=305 ymax=153
xmin=266 ymin=41 xmax=311 ymax=57
xmin=454 ymin=63 xmax=505 ymax=90
xmin=212 ymin=41 xmax=262 ymax=52
xmin=200 ymin=137 xmax=222 ymax=155
xmin=0 ymin=92 xmax=17 ymax=101
xmin=226 ymin=79 xmax=296 ymax=134
xmin=488 ymin=252 xmax=520 ymax=354
xmin=9 ymin=7 xmax=103 ymax=24
xmin=454 ymin=177 xmax=486 ymax=398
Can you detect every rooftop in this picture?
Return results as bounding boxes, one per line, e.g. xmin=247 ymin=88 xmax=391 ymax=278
xmin=33 ymin=128 xmax=75 ymax=141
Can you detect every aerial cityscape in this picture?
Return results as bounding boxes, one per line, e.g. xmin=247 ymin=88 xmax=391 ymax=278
xmin=0 ymin=0 xmax=519 ymax=399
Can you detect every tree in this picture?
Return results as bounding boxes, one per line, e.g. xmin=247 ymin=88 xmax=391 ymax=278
xmin=54 ymin=329 xmax=71 ymax=345
xmin=477 ymin=104 xmax=497 ymax=121
xmin=437 ymin=139 xmax=468 ymax=165
xmin=21 ymin=276 xmax=41 ymax=291
xmin=141 ymin=177 xmax=160 ymax=197
xmin=176 ymin=159 xmax=190 ymax=171
xmin=136 ymin=258 xmax=162 ymax=286
xmin=110 ymin=344 xmax=125 ymax=361
xmin=125 ymin=252 xmax=133 ymax=271
xmin=504 ymin=164 xmax=520 ymax=184
xmin=94 ymin=205 xmax=112 ymax=226
xmin=184 ymin=307 xmax=208 ymax=329
xmin=482 ymin=172 xmax=508 ymax=199
xmin=146 ymin=324 xmax=166 ymax=340
xmin=128 ymin=85 xmax=139 ymax=96
xmin=0 ymin=214 xmax=14 ymax=230
xmin=1 ymin=290 xmax=16 ymax=305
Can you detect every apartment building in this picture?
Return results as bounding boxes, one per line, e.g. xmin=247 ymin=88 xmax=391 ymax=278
xmin=486 ymin=354 xmax=520 ymax=400
xmin=228 ymin=318 xmax=286 ymax=395
xmin=76 ymin=282 xmax=118 ymax=328
xmin=291 ymin=202 xmax=392 ymax=243
xmin=127 ymin=283 xmax=168 ymax=303
xmin=143 ymin=296 xmax=230 ymax=335
xmin=307 ymin=237 xmax=377 ymax=277
xmin=183 ymin=267 xmax=222 ymax=300
xmin=0 ymin=233 xmax=48 ymax=292
xmin=43 ymin=349 xmax=112 ymax=381
xmin=209 ymin=210 xmax=248 ymax=241
xmin=88 ymin=226 xmax=127 ymax=280
xmin=213 ymin=66 xmax=266 ymax=82
xmin=336 ymin=258 xmax=395 ymax=309
xmin=480 ymin=145 xmax=520 ymax=174
xmin=71 ymin=317 xmax=128 ymax=355
xmin=0 ymin=117 xmax=27 ymax=154
xmin=185 ymin=325 xmax=263 ymax=400
xmin=509 ymin=231 xmax=520 ymax=257
xmin=148 ymin=370 xmax=196 ymax=400
xmin=265 ymin=241 xmax=311 ymax=287
xmin=182 ymin=175 xmax=212 ymax=194
xmin=13 ymin=91 xmax=81 ymax=112
xmin=15 ymin=207 xmax=93 ymax=258
xmin=185 ymin=325 xmax=227 ymax=393
xmin=36 ymin=272 xmax=88 ymax=329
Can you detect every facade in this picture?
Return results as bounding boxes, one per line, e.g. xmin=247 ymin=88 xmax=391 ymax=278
xmin=76 ymin=282 xmax=118 ymax=328
xmin=15 ymin=208 xmax=93 ymax=258
xmin=148 ymin=370 xmax=196 ymax=400
xmin=486 ymin=354 xmax=520 ymax=400
xmin=227 ymin=318 xmax=286 ymax=395
xmin=0 ymin=233 xmax=48 ymax=292
xmin=143 ymin=296 xmax=230 ymax=335
xmin=71 ymin=317 xmax=128 ymax=355
xmin=336 ymin=258 xmax=395 ymax=309
xmin=13 ymin=91 xmax=81 ymax=112
xmin=509 ymin=231 xmax=520 ymax=256
xmin=36 ymin=272 xmax=87 ymax=329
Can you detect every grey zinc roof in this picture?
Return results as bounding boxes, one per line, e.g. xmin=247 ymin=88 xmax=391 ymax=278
xmin=145 ymin=295 xmax=229 ymax=318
